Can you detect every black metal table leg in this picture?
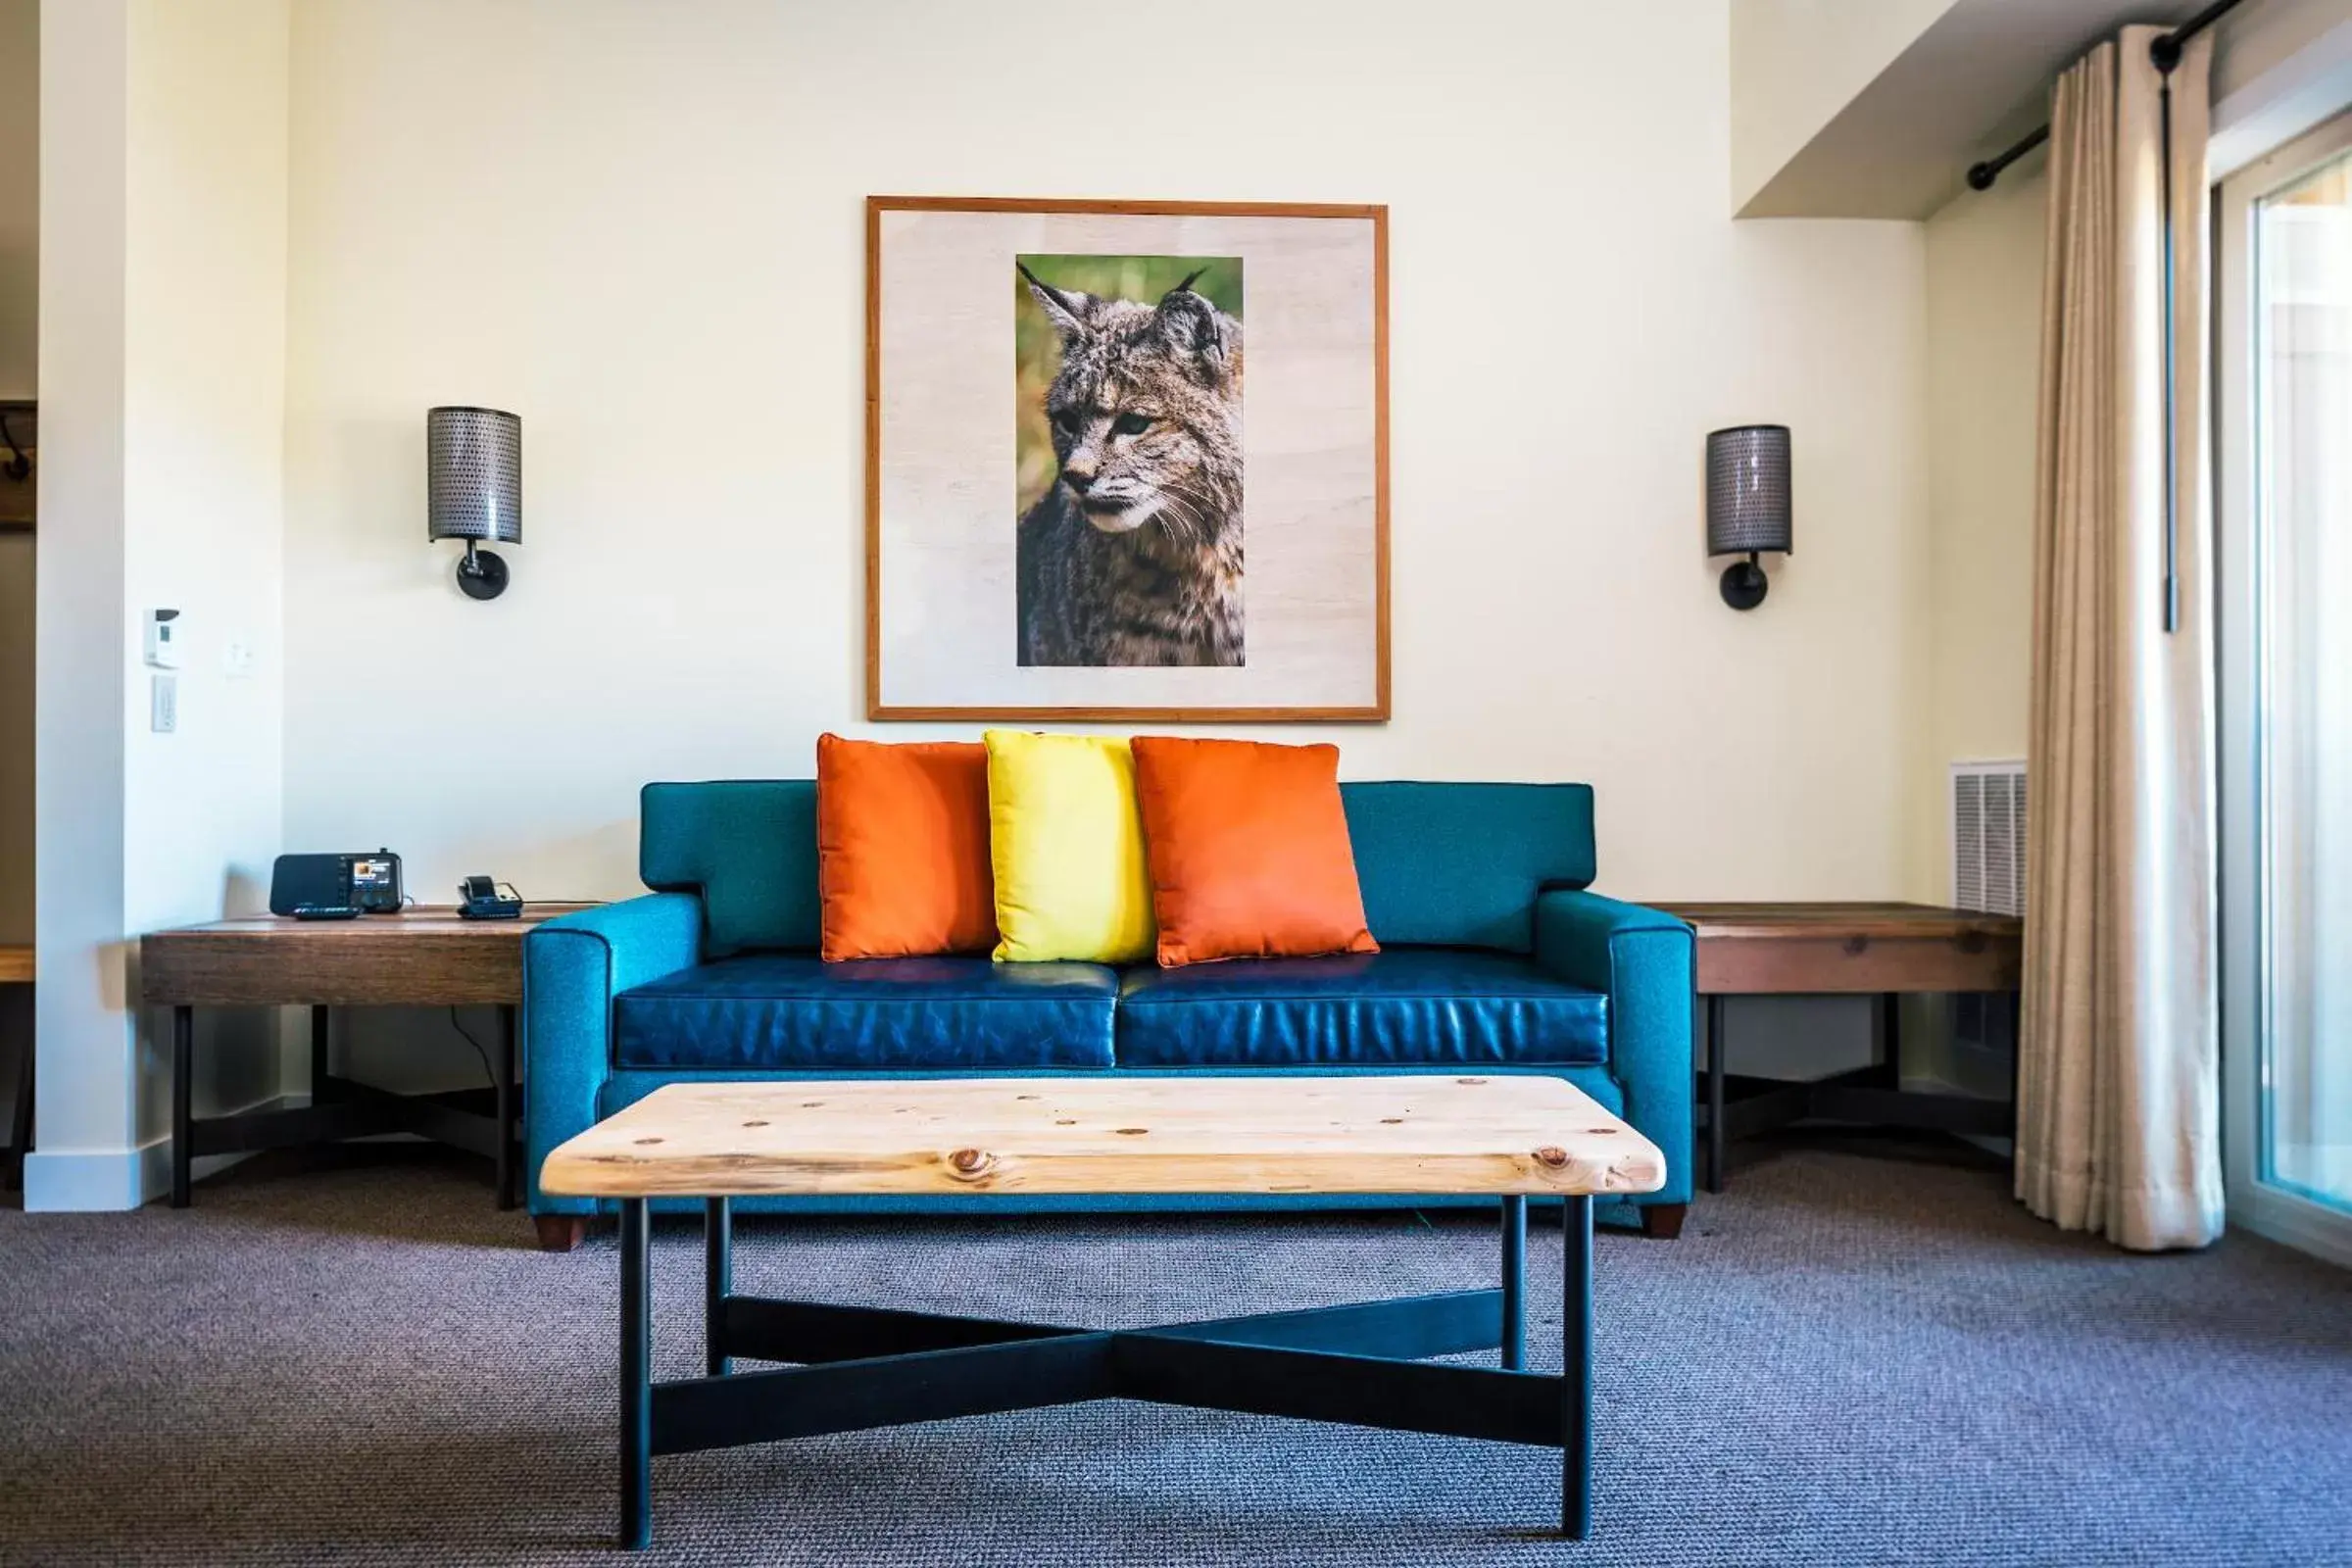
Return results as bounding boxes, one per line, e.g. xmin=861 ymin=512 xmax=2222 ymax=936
xmin=171 ymin=1005 xmax=193 ymax=1208
xmin=6 ymin=1012 xmax=31 ymax=1191
xmin=1499 ymin=1196 xmax=1526 ymax=1371
xmin=1561 ymin=1193 xmax=1592 ymax=1540
xmin=1705 ymin=993 xmax=1727 ymax=1194
xmin=495 ymin=1005 xmax=518 ymax=1210
xmin=310 ymin=1005 xmax=332 ymax=1105
xmin=1878 ymin=992 xmax=1903 ymax=1087
xmin=706 ymin=1197 xmax=732 ymax=1377
xmin=620 ymin=1198 xmax=652 ymax=1550
xmin=2004 ymin=987 xmax=2024 ymax=1159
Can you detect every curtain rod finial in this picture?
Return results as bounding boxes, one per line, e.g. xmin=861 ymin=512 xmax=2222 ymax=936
xmin=1967 ymin=162 xmax=1998 ymax=192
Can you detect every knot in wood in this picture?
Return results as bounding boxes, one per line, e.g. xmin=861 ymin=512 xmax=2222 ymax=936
xmin=1842 ymin=935 xmax=1870 ymax=956
xmin=947 ymin=1148 xmax=995 ymax=1179
xmin=1534 ymin=1146 xmax=1569 ymax=1168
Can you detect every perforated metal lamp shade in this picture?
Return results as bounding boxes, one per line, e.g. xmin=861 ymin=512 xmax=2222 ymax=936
xmin=427 ymin=406 xmax=520 ymax=600
xmin=1704 ymin=424 xmax=1789 ymax=610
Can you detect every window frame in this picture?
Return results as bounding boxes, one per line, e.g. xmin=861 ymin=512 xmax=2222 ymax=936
xmin=2215 ymin=106 xmax=2352 ymax=1269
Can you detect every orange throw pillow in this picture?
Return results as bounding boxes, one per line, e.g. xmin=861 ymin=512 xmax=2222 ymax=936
xmin=1130 ymin=737 xmax=1379 ymax=967
xmin=816 ymin=734 xmax=996 ymax=960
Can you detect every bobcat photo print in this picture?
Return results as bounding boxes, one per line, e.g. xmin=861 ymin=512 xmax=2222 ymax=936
xmin=1013 ymin=255 xmax=1244 ymax=667
xmin=867 ymin=198 xmax=1383 ymax=720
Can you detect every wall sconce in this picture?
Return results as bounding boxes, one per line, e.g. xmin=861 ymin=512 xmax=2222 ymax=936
xmin=427 ymin=406 xmax=521 ymax=600
xmin=1705 ymin=424 xmax=1790 ymax=611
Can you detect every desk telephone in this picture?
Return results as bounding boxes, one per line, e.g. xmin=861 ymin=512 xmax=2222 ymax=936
xmin=459 ymin=876 xmax=524 ymax=920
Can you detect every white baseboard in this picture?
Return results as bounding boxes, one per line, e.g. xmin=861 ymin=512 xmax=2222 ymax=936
xmin=22 ymin=1148 xmax=148 ymax=1211
xmin=22 ymin=1092 xmax=305 ymax=1212
xmin=2231 ymin=1195 xmax=2352 ymax=1271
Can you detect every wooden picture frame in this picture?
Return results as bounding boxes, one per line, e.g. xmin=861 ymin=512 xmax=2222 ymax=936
xmin=865 ymin=196 xmax=1390 ymax=722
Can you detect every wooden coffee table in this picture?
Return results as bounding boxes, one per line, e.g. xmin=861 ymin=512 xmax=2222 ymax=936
xmin=541 ymin=1075 xmax=1665 ymax=1549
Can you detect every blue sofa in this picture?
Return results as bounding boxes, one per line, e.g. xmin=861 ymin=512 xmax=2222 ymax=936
xmin=523 ymin=779 xmax=1695 ymax=1246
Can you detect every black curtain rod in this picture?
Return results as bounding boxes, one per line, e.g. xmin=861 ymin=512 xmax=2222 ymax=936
xmin=1966 ymin=0 xmax=2247 ymax=191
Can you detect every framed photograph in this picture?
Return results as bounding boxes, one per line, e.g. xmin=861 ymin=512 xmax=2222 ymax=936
xmin=866 ymin=197 xmax=1388 ymax=721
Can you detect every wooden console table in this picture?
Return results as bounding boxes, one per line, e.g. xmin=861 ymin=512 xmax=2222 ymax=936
xmin=1654 ymin=904 xmax=2023 ymax=1193
xmin=140 ymin=906 xmax=593 ymax=1209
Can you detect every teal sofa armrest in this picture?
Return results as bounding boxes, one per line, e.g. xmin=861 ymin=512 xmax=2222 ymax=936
xmin=524 ymin=894 xmax=703 ymax=1215
xmin=1536 ymin=890 xmax=1694 ymax=1207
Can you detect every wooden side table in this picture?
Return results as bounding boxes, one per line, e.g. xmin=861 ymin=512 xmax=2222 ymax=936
xmin=140 ymin=905 xmax=594 ymax=1209
xmin=1655 ymin=904 xmax=2023 ymax=1193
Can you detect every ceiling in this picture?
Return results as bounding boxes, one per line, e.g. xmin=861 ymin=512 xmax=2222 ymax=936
xmin=1739 ymin=0 xmax=2215 ymax=220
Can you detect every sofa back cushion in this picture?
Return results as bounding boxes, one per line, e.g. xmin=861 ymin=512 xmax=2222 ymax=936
xmin=642 ymin=780 xmax=821 ymax=956
xmin=641 ymin=777 xmax=1595 ymax=958
xmin=1340 ymin=782 xmax=1595 ymax=952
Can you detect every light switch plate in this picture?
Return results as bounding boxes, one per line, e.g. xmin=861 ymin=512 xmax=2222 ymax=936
xmin=150 ymin=673 xmax=177 ymax=733
xmin=222 ymin=639 xmax=254 ymax=679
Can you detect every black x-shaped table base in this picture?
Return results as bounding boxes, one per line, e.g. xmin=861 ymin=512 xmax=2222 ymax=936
xmin=613 ymin=1194 xmax=1596 ymax=1548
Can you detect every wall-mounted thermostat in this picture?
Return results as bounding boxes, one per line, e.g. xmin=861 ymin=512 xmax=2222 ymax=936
xmin=145 ymin=609 xmax=182 ymax=670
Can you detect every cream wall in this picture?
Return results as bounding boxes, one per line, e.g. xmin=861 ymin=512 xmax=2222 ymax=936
xmin=282 ymin=0 xmax=1933 ymax=911
xmin=2216 ymin=0 xmax=2352 ymax=104
xmin=1915 ymin=164 xmax=2044 ymax=896
xmin=27 ymin=0 xmax=288 ymax=1210
xmin=119 ymin=0 xmax=290 ymax=1136
xmin=1729 ymin=0 xmax=1960 ymax=213
xmin=119 ymin=0 xmax=290 ymax=936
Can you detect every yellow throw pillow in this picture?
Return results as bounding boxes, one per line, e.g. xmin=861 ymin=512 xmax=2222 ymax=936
xmin=985 ymin=730 xmax=1156 ymax=963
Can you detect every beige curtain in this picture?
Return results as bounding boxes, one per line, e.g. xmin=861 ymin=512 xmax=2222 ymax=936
xmin=2018 ymin=25 xmax=2223 ymax=1251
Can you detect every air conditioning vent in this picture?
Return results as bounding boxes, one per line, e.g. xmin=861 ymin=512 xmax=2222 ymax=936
xmin=1951 ymin=760 xmax=2027 ymax=917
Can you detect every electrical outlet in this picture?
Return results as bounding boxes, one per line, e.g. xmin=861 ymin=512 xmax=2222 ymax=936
xmin=222 ymin=639 xmax=255 ymax=679
xmin=150 ymin=673 xmax=177 ymax=734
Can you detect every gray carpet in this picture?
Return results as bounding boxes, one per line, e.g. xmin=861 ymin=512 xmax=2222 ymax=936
xmin=2 ymin=1145 xmax=2347 ymax=1567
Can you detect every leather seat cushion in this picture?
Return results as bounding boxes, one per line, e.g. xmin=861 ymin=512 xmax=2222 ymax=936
xmin=612 ymin=955 xmax=1117 ymax=1071
xmin=1113 ymin=948 xmax=1608 ymax=1069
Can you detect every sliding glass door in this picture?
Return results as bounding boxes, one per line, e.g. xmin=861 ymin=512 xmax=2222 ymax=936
xmin=2218 ymin=110 xmax=2352 ymax=1265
